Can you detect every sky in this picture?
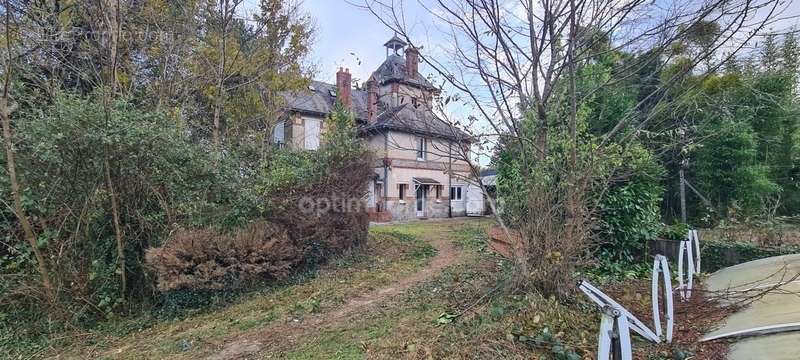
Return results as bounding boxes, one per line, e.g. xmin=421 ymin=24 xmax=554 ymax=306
xmin=294 ymin=0 xmax=800 ymax=82
xmin=239 ymin=0 xmax=441 ymax=92
xmin=300 ymin=0 xmax=400 ymax=83
xmin=297 ymin=0 xmax=449 ymax=87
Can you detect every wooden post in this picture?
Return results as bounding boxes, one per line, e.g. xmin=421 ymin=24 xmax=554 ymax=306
xmin=679 ymin=165 xmax=687 ymax=224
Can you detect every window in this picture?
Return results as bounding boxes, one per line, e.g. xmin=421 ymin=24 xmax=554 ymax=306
xmin=304 ymin=118 xmax=321 ymax=150
xmin=412 ymin=97 xmax=419 ymax=108
xmin=272 ymin=120 xmax=285 ymax=146
xmin=435 ymin=185 xmax=442 ymax=199
xmin=375 ymin=183 xmax=384 ymax=211
xmin=416 ymin=137 xmax=427 ymax=160
xmin=398 ymin=184 xmax=408 ymax=201
xmin=450 ymin=186 xmax=463 ymax=201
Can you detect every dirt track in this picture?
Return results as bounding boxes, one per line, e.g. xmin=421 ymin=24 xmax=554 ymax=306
xmin=205 ymin=220 xmax=464 ymax=360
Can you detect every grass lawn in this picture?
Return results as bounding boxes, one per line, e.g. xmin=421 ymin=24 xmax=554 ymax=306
xmin=25 ymin=221 xmax=439 ymax=359
xmin=8 ymin=218 xmax=724 ymax=360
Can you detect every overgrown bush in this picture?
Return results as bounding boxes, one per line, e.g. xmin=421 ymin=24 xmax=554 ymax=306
xmin=145 ymin=104 xmax=372 ymax=293
xmin=660 ymin=222 xmax=690 ymax=241
xmin=146 ymin=222 xmax=300 ymax=291
xmin=496 ymin=123 xmax=664 ymax=293
xmin=1 ymin=92 xmax=216 ymax=329
xmin=596 ymin=144 xmax=665 ymax=264
xmin=256 ymin=104 xmax=373 ymax=258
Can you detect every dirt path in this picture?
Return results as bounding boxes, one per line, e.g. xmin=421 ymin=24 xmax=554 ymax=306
xmin=205 ymin=221 xmax=463 ymax=360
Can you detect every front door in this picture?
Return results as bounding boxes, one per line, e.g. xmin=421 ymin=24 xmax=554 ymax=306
xmin=415 ymin=185 xmax=425 ymax=217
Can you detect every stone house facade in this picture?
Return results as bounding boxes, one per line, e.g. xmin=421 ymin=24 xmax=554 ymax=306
xmin=278 ymin=35 xmax=478 ymax=222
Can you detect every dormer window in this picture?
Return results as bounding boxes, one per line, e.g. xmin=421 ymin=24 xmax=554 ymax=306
xmin=416 ymin=136 xmax=427 ymax=160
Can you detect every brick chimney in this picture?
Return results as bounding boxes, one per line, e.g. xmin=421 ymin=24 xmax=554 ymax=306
xmin=405 ymin=47 xmax=419 ymax=78
xmin=336 ymin=67 xmax=352 ymax=108
xmin=367 ymin=79 xmax=379 ymax=124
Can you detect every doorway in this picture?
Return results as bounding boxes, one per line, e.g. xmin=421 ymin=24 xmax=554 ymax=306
xmin=415 ymin=185 xmax=425 ymax=217
xmin=375 ymin=183 xmax=383 ymax=212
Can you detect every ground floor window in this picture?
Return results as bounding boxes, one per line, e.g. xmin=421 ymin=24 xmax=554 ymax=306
xmin=399 ymin=184 xmax=408 ymax=200
xmin=435 ymin=185 xmax=442 ymax=199
xmin=450 ymin=186 xmax=463 ymax=201
xmin=272 ymin=120 xmax=285 ymax=147
xmin=375 ymin=182 xmax=383 ymax=211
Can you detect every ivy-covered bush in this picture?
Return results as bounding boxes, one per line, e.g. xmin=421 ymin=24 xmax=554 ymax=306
xmin=596 ymin=144 xmax=665 ymax=264
xmin=2 ymin=92 xmax=216 ymax=329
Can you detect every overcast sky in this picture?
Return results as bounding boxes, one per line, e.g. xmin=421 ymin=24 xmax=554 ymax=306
xmin=299 ymin=0 xmax=443 ymax=85
xmin=239 ymin=0 xmax=439 ymax=87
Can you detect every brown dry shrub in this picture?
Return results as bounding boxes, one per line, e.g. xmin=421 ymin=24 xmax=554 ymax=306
xmin=146 ymin=222 xmax=302 ymax=291
xmin=515 ymin=174 xmax=592 ymax=299
xmin=146 ymin=154 xmax=373 ymax=292
xmin=265 ymin=151 xmax=374 ymax=256
xmin=147 ymin=109 xmax=374 ymax=292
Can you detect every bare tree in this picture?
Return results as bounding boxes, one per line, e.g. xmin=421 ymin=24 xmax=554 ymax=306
xmin=211 ymin=0 xmax=238 ymax=157
xmin=360 ymin=0 xmax=787 ymax=296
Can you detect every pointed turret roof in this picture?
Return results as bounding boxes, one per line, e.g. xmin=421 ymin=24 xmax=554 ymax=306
xmin=368 ymin=54 xmax=438 ymax=91
xmin=383 ymin=34 xmax=407 ymax=52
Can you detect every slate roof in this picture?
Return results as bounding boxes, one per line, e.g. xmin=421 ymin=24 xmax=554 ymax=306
xmin=279 ymin=80 xmax=369 ymax=121
xmin=480 ymin=168 xmax=497 ymax=177
xmin=359 ymin=103 xmax=471 ymax=141
xmin=368 ymin=54 xmax=438 ymax=91
xmin=279 ymin=49 xmax=469 ymax=142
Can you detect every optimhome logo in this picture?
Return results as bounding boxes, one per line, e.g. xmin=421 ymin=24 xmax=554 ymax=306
xmin=298 ymin=194 xmax=367 ymax=216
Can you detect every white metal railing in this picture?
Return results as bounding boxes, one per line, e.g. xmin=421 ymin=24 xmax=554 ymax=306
xmin=580 ymin=252 xmax=677 ymax=359
xmin=651 ymin=255 xmax=674 ymax=342
xmin=677 ymin=229 xmax=701 ymax=301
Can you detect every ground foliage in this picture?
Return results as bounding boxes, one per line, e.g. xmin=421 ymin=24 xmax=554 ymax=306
xmin=146 ymin=105 xmax=372 ymax=293
xmin=0 ymin=0 xmax=367 ymax=342
xmin=496 ymin=29 xmax=800 ymax=280
xmin=659 ymin=33 xmax=800 ymax=224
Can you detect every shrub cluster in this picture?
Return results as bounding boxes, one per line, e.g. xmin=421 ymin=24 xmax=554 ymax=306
xmin=146 ymin=223 xmax=300 ymax=291
xmin=145 ymin=104 xmax=372 ymax=292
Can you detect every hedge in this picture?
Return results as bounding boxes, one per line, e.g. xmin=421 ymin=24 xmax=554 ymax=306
xmin=700 ymin=240 xmax=800 ymax=272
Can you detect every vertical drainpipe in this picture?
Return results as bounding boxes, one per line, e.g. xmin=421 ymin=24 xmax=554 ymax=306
xmin=383 ymin=132 xmax=389 ymax=207
xmin=448 ymin=141 xmax=452 ymax=218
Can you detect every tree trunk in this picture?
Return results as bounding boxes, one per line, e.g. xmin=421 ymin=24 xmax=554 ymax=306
xmin=105 ymin=157 xmax=126 ymax=295
xmin=212 ymin=0 xmax=228 ymax=158
xmin=535 ymin=105 xmax=548 ymax=161
xmin=1 ymin=99 xmax=56 ymax=303
xmin=1 ymin=0 xmax=56 ymax=303
xmin=102 ymin=0 xmax=126 ymax=297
